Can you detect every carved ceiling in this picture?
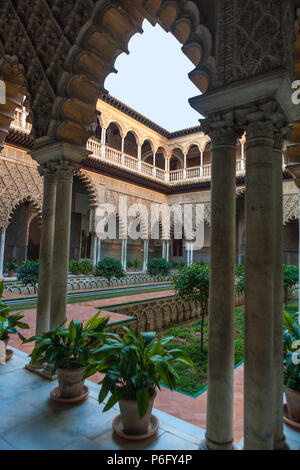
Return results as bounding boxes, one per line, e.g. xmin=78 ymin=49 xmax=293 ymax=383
xmin=0 ymin=0 xmax=296 ymax=156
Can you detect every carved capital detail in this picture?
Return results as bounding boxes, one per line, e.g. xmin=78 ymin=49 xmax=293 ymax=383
xmin=200 ymin=113 xmax=242 ymax=147
xmin=54 ymin=161 xmax=81 ymax=182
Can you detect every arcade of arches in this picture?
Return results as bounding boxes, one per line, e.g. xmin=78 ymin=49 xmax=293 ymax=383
xmin=0 ymin=0 xmax=300 ymax=452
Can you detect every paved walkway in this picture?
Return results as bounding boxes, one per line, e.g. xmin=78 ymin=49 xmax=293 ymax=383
xmin=7 ymin=288 xmax=242 ymax=443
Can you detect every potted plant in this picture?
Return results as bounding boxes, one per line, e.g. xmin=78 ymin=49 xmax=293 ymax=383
xmin=69 ymin=259 xmax=81 ymax=275
xmin=4 ymin=261 xmax=19 ymax=277
xmin=283 ymin=310 xmax=300 ymax=423
xmin=84 ymin=327 xmax=193 ymax=436
xmin=0 ymin=282 xmax=29 ymax=361
xmin=25 ymin=312 xmax=109 ymax=400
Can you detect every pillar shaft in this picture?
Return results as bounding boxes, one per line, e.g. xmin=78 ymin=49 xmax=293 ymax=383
xmin=143 ymin=240 xmax=149 ymax=271
xmin=36 ymin=169 xmax=57 ymax=334
xmin=205 ymin=121 xmax=237 ymax=450
xmin=121 ymin=239 xmax=127 ymax=271
xmin=50 ymin=163 xmax=76 ymax=329
xmin=273 ymin=133 xmax=287 ymax=449
xmin=97 ymin=238 xmax=101 ymax=263
xmin=0 ymin=227 xmax=6 ymax=279
xmin=244 ymin=120 xmax=275 ymax=450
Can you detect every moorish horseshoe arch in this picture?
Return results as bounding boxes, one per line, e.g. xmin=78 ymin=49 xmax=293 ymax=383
xmin=47 ymin=0 xmax=216 ymax=147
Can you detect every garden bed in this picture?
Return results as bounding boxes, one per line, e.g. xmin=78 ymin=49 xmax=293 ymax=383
xmin=158 ymin=307 xmax=245 ymax=396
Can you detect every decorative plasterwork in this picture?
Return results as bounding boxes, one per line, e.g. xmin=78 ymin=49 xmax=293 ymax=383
xmin=283 ymin=193 xmax=299 ymax=225
xmin=216 ymin=0 xmax=295 ymax=88
xmin=0 ymin=157 xmax=43 ymax=228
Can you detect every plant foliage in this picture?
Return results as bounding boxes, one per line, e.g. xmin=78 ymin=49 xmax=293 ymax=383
xmin=0 ymin=281 xmax=29 ymax=341
xmin=84 ymin=327 xmax=193 ymax=418
xmin=283 ymin=310 xmax=300 ymax=392
xmin=18 ymin=260 xmax=39 ymax=289
xmin=283 ymin=265 xmax=299 ymax=308
xmin=147 ymin=258 xmax=172 ymax=280
xmin=172 ymin=263 xmax=209 ymax=352
xmin=24 ymin=312 xmax=109 ymax=374
xmin=95 ymin=258 xmax=125 ymax=286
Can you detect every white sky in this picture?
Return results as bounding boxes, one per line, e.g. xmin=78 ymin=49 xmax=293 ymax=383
xmin=104 ymin=19 xmax=202 ymax=132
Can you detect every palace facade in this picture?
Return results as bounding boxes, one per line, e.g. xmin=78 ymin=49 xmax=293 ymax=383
xmin=1 ymin=96 xmax=299 ymax=276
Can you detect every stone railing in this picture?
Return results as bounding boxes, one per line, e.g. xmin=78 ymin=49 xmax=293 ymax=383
xmin=87 ymin=138 xmax=246 ymax=185
xmin=107 ymin=290 xmax=245 ymax=334
xmin=4 ymin=272 xmax=173 ymax=295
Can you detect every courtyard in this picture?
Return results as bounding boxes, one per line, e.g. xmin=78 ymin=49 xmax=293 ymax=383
xmin=1 ymin=0 xmax=300 ymax=453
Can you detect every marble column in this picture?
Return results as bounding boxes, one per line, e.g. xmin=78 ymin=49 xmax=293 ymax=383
xmin=166 ymin=240 xmax=170 ymax=262
xmin=36 ymin=168 xmax=57 ymax=334
xmin=0 ymin=227 xmax=6 ymax=279
xmin=91 ymin=234 xmax=97 ymax=266
xmin=121 ymin=239 xmax=127 ymax=271
xmin=272 ymin=130 xmax=288 ymax=450
xmin=50 ymin=162 xmax=78 ymax=329
xmin=97 ymin=238 xmax=101 ymax=263
xmin=143 ymin=240 xmax=149 ymax=271
xmin=244 ymin=116 xmax=275 ymax=450
xmin=202 ymin=119 xmax=238 ymax=450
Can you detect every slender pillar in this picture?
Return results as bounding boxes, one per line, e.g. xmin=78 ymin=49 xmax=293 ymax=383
xmin=137 ymin=145 xmax=142 ymax=172
xmin=97 ymin=238 xmax=101 ymax=263
xmin=183 ymin=153 xmax=187 ymax=179
xmin=0 ymin=227 xmax=6 ymax=279
xmin=244 ymin=116 xmax=275 ymax=450
xmin=101 ymin=127 xmax=106 ymax=159
xmin=121 ymin=239 xmax=127 ymax=271
xmin=121 ymin=137 xmax=125 ymax=165
xmin=272 ymin=130 xmax=288 ymax=450
xmin=166 ymin=240 xmax=170 ymax=262
xmin=36 ymin=168 xmax=57 ymax=334
xmin=203 ymin=118 xmax=238 ymax=450
xmin=91 ymin=234 xmax=97 ymax=266
xmin=143 ymin=240 xmax=149 ymax=271
xmin=50 ymin=162 xmax=78 ymax=329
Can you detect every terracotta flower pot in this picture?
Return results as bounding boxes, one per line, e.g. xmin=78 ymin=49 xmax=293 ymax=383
xmin=286 ymin=388 xmax=300 ymax=423
xmin=119 ymin=392 xmax=156 ymax=435
xmin=57 ymin=367 xmax=85 ymax=399
xmin=7 ymin=271 xmax=14 ymax=277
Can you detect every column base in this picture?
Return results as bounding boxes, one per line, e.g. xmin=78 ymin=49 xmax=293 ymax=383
xmin=199 ymin=437 xmax=240 ymax=450
xmin=273 ymin=437 xmax=290 ymax=450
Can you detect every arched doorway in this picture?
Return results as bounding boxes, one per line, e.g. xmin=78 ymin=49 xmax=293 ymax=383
xmin=5 ymin=200 xmax=41 ymax=266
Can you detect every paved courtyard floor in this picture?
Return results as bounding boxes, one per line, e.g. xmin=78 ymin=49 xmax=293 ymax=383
xmin=0 ymin=348 xmax=205 ymax=450
xmin=3 ymin=287 xmax=300 ymax=449
xmin=1 ymin=348 xmax=299 ymax=450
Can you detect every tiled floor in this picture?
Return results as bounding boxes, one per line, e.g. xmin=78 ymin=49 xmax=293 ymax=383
xmin=5 ymin=289 xmax=300 ymax=448
xmin=1 ymin=348 xmax=299 ymax=450
xmin=0 ymin=348 xmax=205 ymax=450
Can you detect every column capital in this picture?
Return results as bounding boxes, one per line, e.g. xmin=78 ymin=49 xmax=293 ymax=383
xmin=54 ymin=160 xmax=81 ymax=182
xmin=235 ymin=101 xmax=290 ymax=143
xmin=38 ymin=163 xmax=57 ymax=183
xmin=200 ymin=113 xmax=242 ymax=147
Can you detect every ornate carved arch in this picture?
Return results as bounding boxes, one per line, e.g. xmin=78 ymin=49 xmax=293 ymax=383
xmin=47 ymin=0 xmax=216 ymax=147
xmin=76 ymin=170 xmax=98 ymax=206
xmin=283 ymin=193 xmax=299 ymax=225
xmin=0 ymin=157 xmax=43 ymax=229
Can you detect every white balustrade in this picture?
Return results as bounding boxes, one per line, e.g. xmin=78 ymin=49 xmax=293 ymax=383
xmin=186 ymin=166 xmax=201 ymax=179
xmin=10 ymin=107 xmax=31 ymax=134
xmin=86 ymin=138 xmax=246 ymax=184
